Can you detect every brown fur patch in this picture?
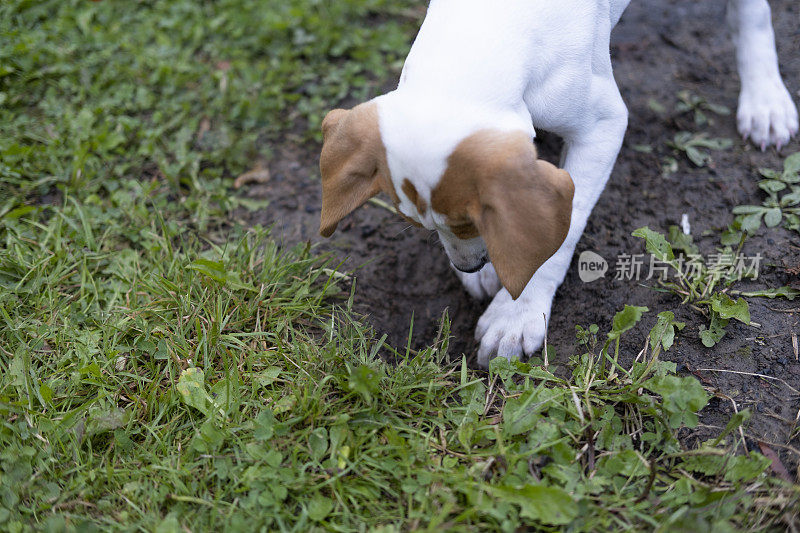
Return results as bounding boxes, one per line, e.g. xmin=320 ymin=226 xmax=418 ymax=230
xmin=401 ymin=179 xmax=428 ymax=215
xmin=431 ymin=130 xmax=574 ymax=299
xmin=319 ymin=102 xmax=395 ymax=237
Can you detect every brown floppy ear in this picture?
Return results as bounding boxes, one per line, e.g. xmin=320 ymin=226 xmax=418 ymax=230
xmin=319 ymin=103 xmax=388 ymax=237
xmin=473 ymin=155 xmax=573 ymax=299
xmin=436 ymin=131 xmax=574 ymax=300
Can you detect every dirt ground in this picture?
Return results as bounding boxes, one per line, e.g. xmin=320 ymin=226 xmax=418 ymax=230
xmin=246 ymin=1 xmax=800 ymax=470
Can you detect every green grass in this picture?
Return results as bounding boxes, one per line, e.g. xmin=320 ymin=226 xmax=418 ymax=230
xmin=0 ymin=0 xmax=417 ymax=208
xmin=1 ymin=208 xmax=794 ymax=530
xmin=1 ymin=0 xmax=799 ymax=531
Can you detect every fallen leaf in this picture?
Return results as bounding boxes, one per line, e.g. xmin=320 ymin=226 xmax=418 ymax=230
xmin=234 ymin=164 xmax=271 ymax=189
xmin=757 ymin=441 xmax=793 ymax=483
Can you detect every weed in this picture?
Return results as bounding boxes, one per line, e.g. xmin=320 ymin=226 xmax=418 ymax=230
xmin=730 ymin=151 xmax=800 ymax=237
xmin=633 ymin=226 xmax=752 ymax=347
xmin=675 ymin=90 xmax=731 ymax=127
xmin=668 ymin=132 xmax=733 ymax=167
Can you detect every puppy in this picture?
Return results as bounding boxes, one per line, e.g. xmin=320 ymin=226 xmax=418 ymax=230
xmin=318 ymin=0 xmax=798 ymax=367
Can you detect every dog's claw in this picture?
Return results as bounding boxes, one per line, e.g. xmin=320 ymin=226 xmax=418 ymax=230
xmin=760 ymin=141 xmax=767 ymax=152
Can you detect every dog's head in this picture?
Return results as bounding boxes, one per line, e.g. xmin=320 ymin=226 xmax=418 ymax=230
xmin=318 ymin=100 xmax=574 ymax=299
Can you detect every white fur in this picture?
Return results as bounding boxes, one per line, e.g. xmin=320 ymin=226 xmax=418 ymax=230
xmin=453 ymin=263 xmax=502 ymax=301
xmin=729 ymin=0 xmax=798 ymax=149
xmin=371 ymin=0 xmax=797 ymax=367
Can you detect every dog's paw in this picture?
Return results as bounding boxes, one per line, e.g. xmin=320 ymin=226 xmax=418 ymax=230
xmin=737 ymin=80 xmax=799 ymax=150
xmin=453 ymin=263 xmax=502 ymax=300
xmin=474 ymin=288 xmax=553 ymax=368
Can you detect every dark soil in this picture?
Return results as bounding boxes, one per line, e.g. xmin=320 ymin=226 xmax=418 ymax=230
xmin=245 ymin=0 xmax=800 ymax=472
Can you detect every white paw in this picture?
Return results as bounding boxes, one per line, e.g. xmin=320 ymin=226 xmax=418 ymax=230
xmin=453 ymin=262 xmax=502 ymax=300
xmin=737 ymin=80 xmax=799 ymax=150
xmin=474 ymin=287 xmax=554 ymax=368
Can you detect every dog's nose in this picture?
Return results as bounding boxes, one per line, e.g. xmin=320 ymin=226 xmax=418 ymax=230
xmin=453 ymin=256 xmax=487 ymax=273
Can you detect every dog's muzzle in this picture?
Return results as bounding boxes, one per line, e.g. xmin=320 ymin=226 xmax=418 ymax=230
xmin=452 ymin=255 xmax=488 ymax=274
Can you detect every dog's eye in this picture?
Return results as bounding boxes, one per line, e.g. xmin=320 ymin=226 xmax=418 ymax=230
xmin=448 ymin=221 xmax=479 ymax=239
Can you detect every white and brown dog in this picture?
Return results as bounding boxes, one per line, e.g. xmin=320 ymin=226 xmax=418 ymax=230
xmin=318 ymin=0 xmax=798 ymax=367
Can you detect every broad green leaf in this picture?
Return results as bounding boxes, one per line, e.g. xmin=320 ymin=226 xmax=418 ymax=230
xmin=644 ymin=375 xmax=709 ymax=428
xmin=758 ymin=180 xmax=787 ymax=194
xmin=739 ymin=287 xmax=800 ymax=300
xmin=3 ymin=205 xmax=35 ymax=220
xmin=649 ymin=311 xmax=685 ymax=352
xmin=738 ymin=212 xmax=763 ymax=234
xmin=210 ymin=376 xmax=239 ymax=415
xmin=608 ymin=305 xmax=649 ymax=340
xmin=699 ymin=326 xmax=723 ymax=347
xmin=709 ymin=294 xmax=750 ymax=324
xmin=781 ymin=188 xmax=800 ymax=206
xmin=265 ymin=449 xmax=283 ymax=468
xmin=725 ymin=454 xmax=771 ymax=483
xmin=763 ymin=207 xmax=782 ymax=228
xmin=177 ymin=367 xmax=209 ymax=416
xmin=256 ymin=366 xmax=281 ymax=387
xmin=196 ymin=419 xmax=226 ymax=451
xmin=680 ymin=451 xmax=726 ymax=476
xmin=759 ymin=167 xmax=782 ymax=180
xmin=731 ymin=205 xmax=765 ymax=215
xmin=347 ymin=364 xmax=382 ymax=403
xmin=693 ymin=136 xmax=732 ymax=150
xmin=488 ymin=485 xmax=578 ymax=525
xmin=502 ymin=385 xmax=560 ymax=436
xmin=39 ymin=383 xmax=53 ymax=405
xmin=705 ymin=102 xmax=731 ymax=116
xmin=720 ymin=228 xmax=744 ymax=246
xmin=307 ymin=494 xmax=334 ymax=522
xmin=79 ymin=363 xmax=102 ymax=378
xmin=155 ymin=515 xmax=181 ymax=533
xmin=254 ymin=410 xmax=276 ymax=441
xmin=783 ymin=151 xmax=800 ymax=179
xmin=309 ymin=428 xmax=328 ymax=461
xmin=597 ymin=449 xmax=648 ymax=478
xmin=85 ymin=408 xmax=130 ymax=438
xmin=648 ymin=98 xmax=666 ymax=114
xmin=685 ymin=146 xmax=707 ymax=167
xmin=667 ymin=225 xmax=698 ymax=255
xmin=699 ymin=312 xmax=729 ymax=347
xmin=188 ymin=259 xmax=228 ymax=284
xmin=632 ymin=227 xmax=674 ymax=262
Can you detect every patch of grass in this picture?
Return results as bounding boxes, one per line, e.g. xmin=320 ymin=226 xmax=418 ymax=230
xmin=2 ymin=0 xmax=799 ymax=530
xmin=1 ymin=203 xmax=796 ymax=529
xmin=730 ymin=151 xmax=800 ymax=237
xmin=0 ymin=0 xmax=418 ymax=212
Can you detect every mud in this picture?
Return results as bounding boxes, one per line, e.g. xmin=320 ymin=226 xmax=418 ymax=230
xmin=245 ymin=0 xmax=800 ymax=471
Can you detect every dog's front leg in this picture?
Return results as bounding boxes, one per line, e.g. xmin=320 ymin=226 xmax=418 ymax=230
xmin=729 ymin=0 xmax=798 ymax=149
xmin=475 ymin=78 xmax=628 ymax=368
xmin=453 ymin=263 xmax=502 ymax=300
